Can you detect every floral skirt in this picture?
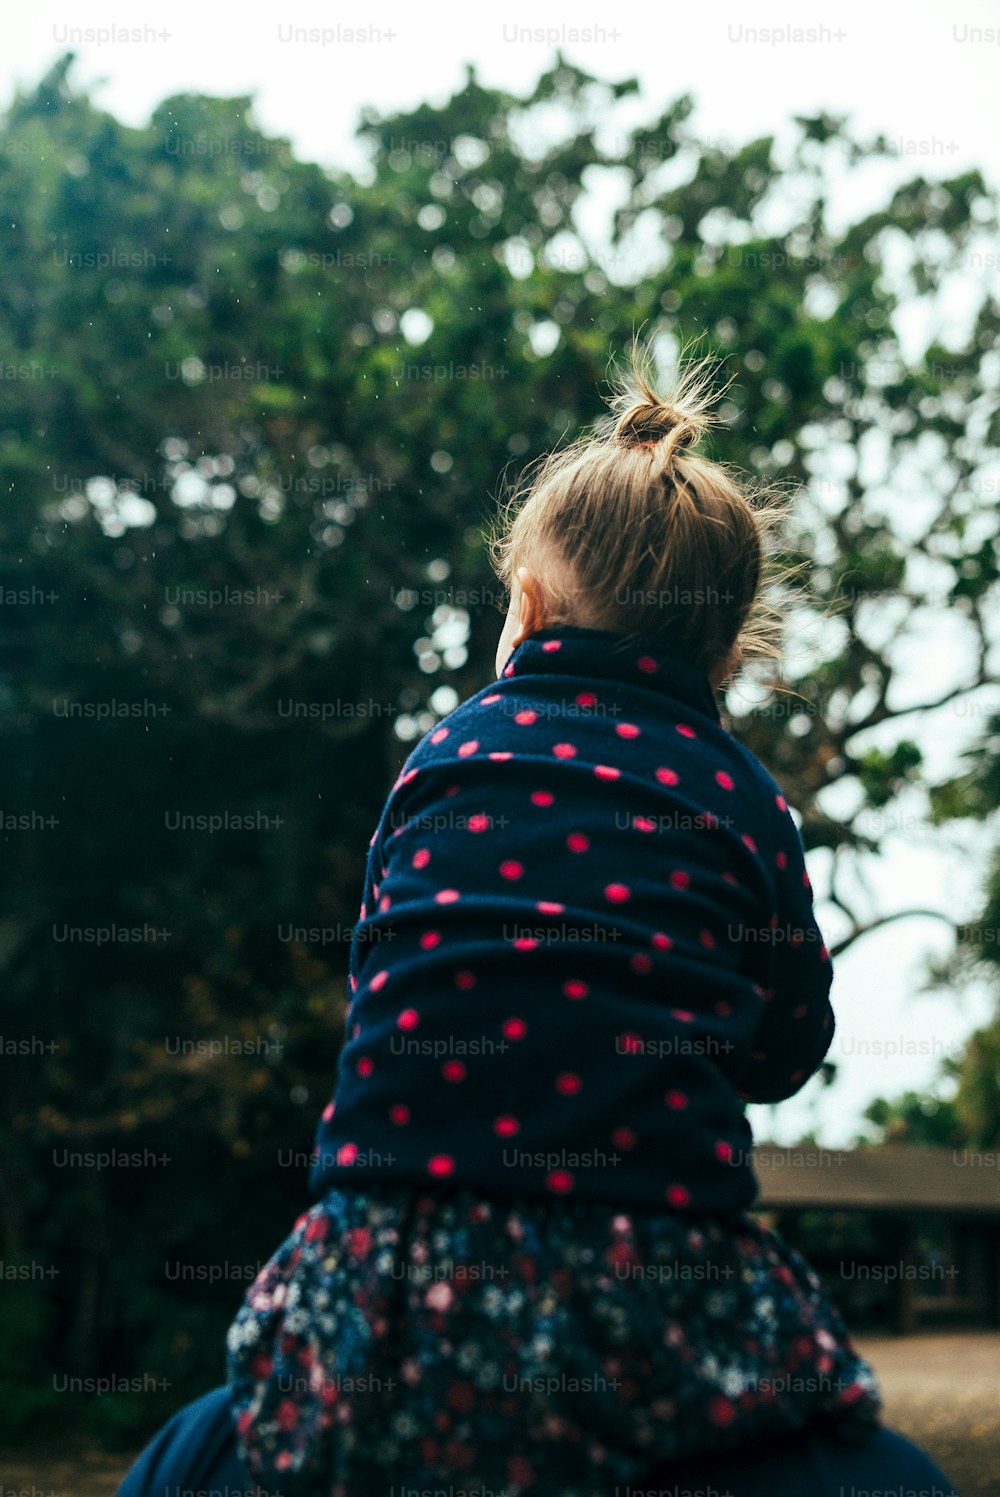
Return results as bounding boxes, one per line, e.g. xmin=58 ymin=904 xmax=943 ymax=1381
xmin=226 ymin=1185 xmax=882 ymax=1497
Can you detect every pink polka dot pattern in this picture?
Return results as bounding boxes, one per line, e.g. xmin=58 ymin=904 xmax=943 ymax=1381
xmin=310 ymin=625 xmax=835 ymax=1216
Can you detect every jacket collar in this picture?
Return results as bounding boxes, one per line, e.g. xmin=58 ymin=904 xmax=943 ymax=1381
xmin=501 ymin=625 xmax=721 ymax=724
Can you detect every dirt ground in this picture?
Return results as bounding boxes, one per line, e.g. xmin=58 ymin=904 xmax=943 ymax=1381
xmin=854 ymin=1329 xmax=1000 ymax=1495
xmin=2 ymin=1330 xmax=997 ymax=1496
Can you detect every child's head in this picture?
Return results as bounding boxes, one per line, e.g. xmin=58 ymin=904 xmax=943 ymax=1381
xmin=488 ymin=338 xmax=791 ymax=686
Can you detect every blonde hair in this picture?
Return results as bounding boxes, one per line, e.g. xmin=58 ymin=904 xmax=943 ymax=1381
xmin=486 ymin=336 xmax=801 ymax=686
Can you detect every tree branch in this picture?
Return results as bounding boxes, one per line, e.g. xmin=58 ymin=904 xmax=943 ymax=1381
xmin=828 ymin=907 xmax=956 ymax=959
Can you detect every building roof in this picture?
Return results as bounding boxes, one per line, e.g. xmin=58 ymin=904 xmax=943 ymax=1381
xmin=752 ymin=1144 xmax=1000 ymax=1215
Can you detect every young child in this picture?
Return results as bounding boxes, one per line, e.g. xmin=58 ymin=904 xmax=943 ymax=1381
xmin=226 ymin=343 xmax=883 ymax=1496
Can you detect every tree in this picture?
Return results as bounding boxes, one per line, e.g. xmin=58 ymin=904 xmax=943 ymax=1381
xmin=1 ymin=52 xmax=997 ymax=1441
xmin=864 ymin=714 xmax=1000 ymax=1148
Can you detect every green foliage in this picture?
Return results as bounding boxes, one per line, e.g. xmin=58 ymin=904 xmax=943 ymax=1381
xmin=2 ymin=53 xmax=999 ymax=1440
xmin=857 ymin=741 xmax=923 ymax=808
xmin=861 ymin=1091 xmax=965 ymax=1148
xmin=870 ymin=713 xmax=1000 ymax=1152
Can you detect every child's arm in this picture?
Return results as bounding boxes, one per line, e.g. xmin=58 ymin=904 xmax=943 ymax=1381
xmin=345 ymin=759 xmax=416 ymax=999
xmin=345 ymin=781 xmax=399 ymax=1002
xmin=732 ymin=802 xmax=835 ymax=1104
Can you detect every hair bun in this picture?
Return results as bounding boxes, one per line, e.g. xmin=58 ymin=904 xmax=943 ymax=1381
xmin=614 ymin=402 xmax=701 ymax=452
xmin=603 ymin=336 xmax=725 ymax=459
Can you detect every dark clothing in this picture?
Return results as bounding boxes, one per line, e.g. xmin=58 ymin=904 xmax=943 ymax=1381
xmin=224 ymin=1185 xmax=884 ymax=1493
xmin=311 ymin=624 xmax=835 ymax=1215
xmin=119 ymin=627 xmax=956 ymax=1497
xmin=116 ymin=1383 xmax=958 ymax=1497
xmin=217 ymin=626 xmax=876 ymax=1492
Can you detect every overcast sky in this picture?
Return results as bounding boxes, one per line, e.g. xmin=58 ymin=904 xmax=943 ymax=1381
xmin=5 ymin=1 xmax=1000 ymax=1145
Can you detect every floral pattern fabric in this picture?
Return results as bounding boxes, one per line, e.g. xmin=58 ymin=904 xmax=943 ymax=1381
xmin=227 ymin=1184 xmax=882 ymax=1497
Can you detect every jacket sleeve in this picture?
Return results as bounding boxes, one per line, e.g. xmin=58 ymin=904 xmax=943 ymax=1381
xmin=346 ymin=775 xmax=400 ymax=1002
xmin=346 ymin=751 xmax=421 ymax=1000
xmin=732 ymin=799 xmax=835 ymax=1104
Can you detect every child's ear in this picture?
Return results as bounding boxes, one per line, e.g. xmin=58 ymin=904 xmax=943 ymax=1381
xmin=515 ymin=568 xmax=545 ymax=639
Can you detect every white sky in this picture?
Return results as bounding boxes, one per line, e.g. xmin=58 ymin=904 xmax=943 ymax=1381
xmin=5 ymin=0 xmax=1000 ymax=1145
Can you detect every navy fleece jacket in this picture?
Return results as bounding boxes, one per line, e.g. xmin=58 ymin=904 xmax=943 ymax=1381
xmin=309 ymin=624 xmax=834 ymax=1215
